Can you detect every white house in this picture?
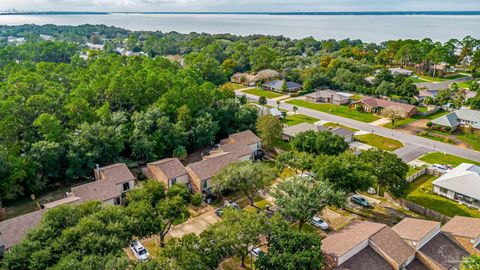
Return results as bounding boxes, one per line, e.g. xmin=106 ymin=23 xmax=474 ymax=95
xmin=432 ymin=163 xmax=480 ymax=209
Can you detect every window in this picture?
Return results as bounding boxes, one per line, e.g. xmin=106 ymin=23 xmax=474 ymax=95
xmin=170 ymin=178 xmax=177 ymax=187
xmin=123 ymin=182 xmax=130 ymax=192
xmin=439 ymin=187 xmax=448 ymax=194
xmin=114 ymin=197 xmax=121 ymax=205
xmin=202 ymin=180 xmax=208 ymax=190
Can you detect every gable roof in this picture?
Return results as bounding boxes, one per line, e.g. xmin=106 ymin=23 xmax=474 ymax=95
xmin=392 ymin=218 xmax=440 ymax=242
xmin=94 ymin=163 xmax=135 ymax=184
xmin=71 ymin=179 xmax=122 ymax=203
xmin=282 ymin=122 xmax=327 ymax=138
xmin=431 ymin=112 xmax=460 ymax=128
xmin=148 ymin=158 xmax=188 ymax=180
xmin=353 ymin=97 xmax=417 ymax=113
xmin=442 ymin=216 xmax=480 ymax=239
xmin=0 ymin=209 xmax=46 ymax=249
xmin=432 ymin=163 xmax=480 ymax=201
xmin=187 ymin=152 xmax=237 ymax=181
xmin=306 ymin=89 xmax=350 ymax=100
xmin=219 ymin=130 xmax=260 ymax=158
xmin=432 ymin=109 xmax=480 ymax=129
xmin=322 ymin=221 xmax=386 ymax=258
xmin=369 ymin=226 xmax=416 ymax=267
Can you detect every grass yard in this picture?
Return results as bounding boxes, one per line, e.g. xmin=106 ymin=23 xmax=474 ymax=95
xmin=418 ymin=132 xmax=454 ymax=145
xmin=243 ymin=88 xmax=283 ymax=99
xmin=456 ymin=132 xmax=480 ymax=151
xmin=287 ymin=100 xmax=380 ymax=123
xmin=383 ymin=110 xmax=449 ymax=129
xmin=383 ymin=118 xmax=416 ymax=129
xmin=273 ymin=139 xmax=292 ymax=151
xmin=323 ymin=122 xmax=359 ymax=132
xmin=457 ymin=81 xmax=472 ymax=89
xmin=354 ymin=134 xmax=403 ymax=151
xmin=419 ymin=152 xmax=480 ymax=166
xmin=405 ymin=174 xmax=480 ymax=218
xmin=281 ymin=114 xmax=318 ymax=126
xmin=222 ymin=82 xmax=247 ymax=90
xmin=221 ymin=256 xmax=256 ymax=270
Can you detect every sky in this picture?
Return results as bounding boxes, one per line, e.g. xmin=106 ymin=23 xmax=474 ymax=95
xmin=1 ymin=0 xmax=480 ymax=12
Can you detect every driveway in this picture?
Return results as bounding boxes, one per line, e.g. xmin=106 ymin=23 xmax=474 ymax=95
xmin=235 ymin=90 xmax=480 ymax=161
xmin=394 ymin=143 xmax=431 ymax=163
xmin=168 ymin=208 xmax=220 ymax=238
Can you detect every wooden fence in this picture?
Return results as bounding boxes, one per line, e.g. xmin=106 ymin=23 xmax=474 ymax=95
xmin=397 ymin=198 xmax=451 ymax=223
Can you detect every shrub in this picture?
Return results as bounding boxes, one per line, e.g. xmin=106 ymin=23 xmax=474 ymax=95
xmin=444 ymin=126 xmax=451 ymax=132
xmin=191 ymin=193 xmax=202 ymax=207
xmin=355 ymin=104 xmax=363 ymax=111
xmin=426 ymin=122 xmax=433 ymax=128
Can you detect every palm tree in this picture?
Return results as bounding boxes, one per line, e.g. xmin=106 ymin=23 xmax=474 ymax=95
xmin=293 ymin=106 xmax=298 ymax=115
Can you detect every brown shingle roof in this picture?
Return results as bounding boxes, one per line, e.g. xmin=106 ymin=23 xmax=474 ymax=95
xmin=94 ymin=163 xmax=135 ymax=184
xmin=228 ymin=130 xmax=261 ymax=145
xmin=353 ymin=97 xmax=417 ymax=114
xmin=219 ymin=142 xmax=252 ymax=158
xmin=0 ymin=209 xmax=46 ymax=249
xmin=442 ymin=216 xmax=480 ymax=239
xmin=71 ymin=180 xmax=121 ymax=202
xmin=322 ymin=221 xmax=386 ymax=258
xmin=392 ymin=218 xmax=440 ymax=242
xmin=148 ymin=158 xmax=188 ymax=180
xmin=369 ymin=226 xmax=416 ymax=267
xmin=219 ymin=130 xmax=260 ymax=158
xmin=187 ymin=152 xmax=237 ymax=181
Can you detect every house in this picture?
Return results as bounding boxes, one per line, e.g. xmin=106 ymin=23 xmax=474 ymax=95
xmin=392 ymin=218 xmax=441 ymax=250
xmin=186 ymin=152 xmax=238 ymax=193
xmin=0 ymin=209 xmax=47 ymax=257
xmin=263 ymin=80 xmax=302 ymax=93
xmin=165 ymin=54 xmax=185 ymax=66
xmin=282 ymin=122 xmax=354 ymax=143
xmin=85 ymin=42 xmax=104 ymax=51
xmin=442 ymin=216 xmax=480 ymax=254
xmin=72 ymin=163 xmax=135 ymax=206
xmin=219 ymin=130 xmax=262 ymax=160
xmin=144 ymin=158 xmax=189 ymax=189
xmin=230 ymin=69 xmax=280 ymax=86
xmin=254 ymin=105 xmax=284 ymax=119
xmin=304 ymin=89 xmax=351 ymax=105
xmin=432 ymin=163 xmax=480 ymax=209
xmin=351 ymin=97 xmax=418 ymax=118
xmin=389 ymin=67 xmax=413 ymax=77
xmin=231 ymin=73 xmax=258 ymax=86
xmin=322 ymin=221 xmax=416 ymax=270
xmin=431 ymin=109 xmax=480 ymax=130
xmin=417 ymin=90 xmax=439 ymax=101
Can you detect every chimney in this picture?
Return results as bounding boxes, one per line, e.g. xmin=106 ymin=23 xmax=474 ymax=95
xmin=95 ymin=164 xmax=100 ymax=180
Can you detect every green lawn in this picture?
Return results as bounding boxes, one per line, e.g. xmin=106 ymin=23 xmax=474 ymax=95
xmin=405 ymin=174 xmax=480 ymax=218
xmin=222 ymin=82 xmax=246 ymax=90
xmin=457 ymin=81 xmax=472 ymax=89
xmin=281 ymin=114 xmax=318 ymax=126
xmin=411 ymin=77 xmax=428 ymax=83
xmin=383 ymin=118 xmax=416 ymax=129
xmin=323 ymin=122 xmax=359 ymax=132
xmin=406 ymin=166 xmax=423 ymax=177
xmin=273 ymin=139 xmax=292 ymax=151
xmin=418 ymin=132 xmax=454 ymax=145
xmin=243 ymin=88 xmax=283 ymax=99
xmin=287 ymin=100 xmax=380 ymax=123
xmin=383 ymin=110 xmax=449 ymax=129
xmin=354 ymin=134 xmax=403 ymax=151
xmin=419 ymin=152 xmax=480 ymax=166
xmin=456 ymin=132 xmax=480 ymax=151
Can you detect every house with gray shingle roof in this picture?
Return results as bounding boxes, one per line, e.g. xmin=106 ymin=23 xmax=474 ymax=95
xmin=431 ymin=109 xmax=480 ymax=130
xmin=282 ymin=122 xmax=354 ymax=143
xmin=263 ymin=80 xmax=301 ymax=93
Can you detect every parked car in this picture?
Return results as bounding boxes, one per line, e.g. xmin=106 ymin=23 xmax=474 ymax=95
xmin=251 ymin=247 xmax=263 ymax=257
xmin=130 ymin=240 xmax=149 ymax=261
xmin=351 ymin=194 xmax=369 ymax=207
xmin=309 ymin=216 xmax=329 ymax=230
xmin=215 ymin=200 xmax=240 ymax=217
xmin=431 ymin=164 xmax=451 ymax=174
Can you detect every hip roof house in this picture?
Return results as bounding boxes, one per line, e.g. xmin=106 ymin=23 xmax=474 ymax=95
xmin=351 ymin=97 xmax=418 ymax=118
xmin=431 ymin=109 xmax=480 ymax=130
xmin=263 ymin=80 xmax=302 ymax=93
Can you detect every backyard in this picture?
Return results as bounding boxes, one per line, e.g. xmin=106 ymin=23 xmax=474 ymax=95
xmin=354 ymin=134 xmax=403 ymax=151
xmin=418 ymin=152 xmax=480 ymax=166
xmin=222 ymin=82 xmax=247 ymax=90
xmin=281 ymin=114 xmax=318 ymax=126
xmin=243 ymin=88 xmax=283 ymax=99
xmin=286 ymin=100 xmax=380 ymax=123
xmin=383 ymin=110 xmax=449 ymax=129
xmin=405 ymin=174 xmax=480 ymax=218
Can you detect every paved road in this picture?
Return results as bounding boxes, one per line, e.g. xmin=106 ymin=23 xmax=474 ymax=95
xmin=415 ymin=76 xmax=472 ymax=91
xmin=237 ymin=91 xmax=480 ymax=162
xmin=394 ymin=144 xmax=431 ymax=163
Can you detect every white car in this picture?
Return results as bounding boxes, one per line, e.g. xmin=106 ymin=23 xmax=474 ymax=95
xmin=432 ymin=164 xmax=450 ymax=174
xmin=251 ymin=247 xmax=263 ymax=257
xmin=130 ymin=240 xmax=149 ymax=261
xmin=309 ymin=216 xmax=329 ymax=230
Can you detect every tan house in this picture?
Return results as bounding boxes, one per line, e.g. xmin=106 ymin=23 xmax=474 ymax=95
xmin=392 ymin=218 xmax=441 ymax=251
xmin=72 ymin=163 xmax=136 ymax=206
xmin=230 ymin=69 xmax=281 ymax=86
xmin=144 ymin=158 xmax=189 ymax=189
xmin=219 ymin=130 xmax=262 ymax=160
xmin=351 ymin=97 xmax=418 ymax=118
xmin=305 ymin=89 xmax=351 ymax=105
xmin=442 ymin=216 xmax=480 ymax=255
xmin=322 ymin=221 xmax=416 ymax=270
xmin=186 ymin=152 xmax=238 ymax=193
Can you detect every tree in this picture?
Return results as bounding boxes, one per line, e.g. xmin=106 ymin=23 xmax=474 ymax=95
xmin=359 ymin=149 xmax=409 ymax=196
xmin=255 ymin=218 xmax=323 ymax=270
xmin=273 ymin=176 xmax=345 ymax=231
xmin=292 ymin=106 xmax=298 ymax=115
xmin=212 ymin=161 xmax=277 ymax=208
xmin=126 ymin=180 xmax=189 ymax=247
xmin=314 ymin=153 xmax=375 ymax=193
xmin=281 ymin=80 xmax=288 ymax=93
xmin=382 ymin=106 xmax=404 ymax=128
xmin=291 ymin=130 xmax=348 ymax=156
xmin=239 ymin=95 xmax=247 ymax=105
xmin=250 ymin=45 xmax=277 ymax=71
xmin=461 ymin=254 xmax=480 ymax=270
xmin=173 ymin=145 xmax=188 ymax=161
xmin=376 ymin=81 xmax=396 ymax=96
xmin=258 ymin=96 xmax=267 ymax=106
xmin=397 ymin=78 xmax=419 ymax=97
xmin=214 ymin=209 xmax=269 ymax=268
xmin=256 ymin=115 xmax=282 ymax=150
xmin=276 ymin=151 xmax=315 ymax=176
